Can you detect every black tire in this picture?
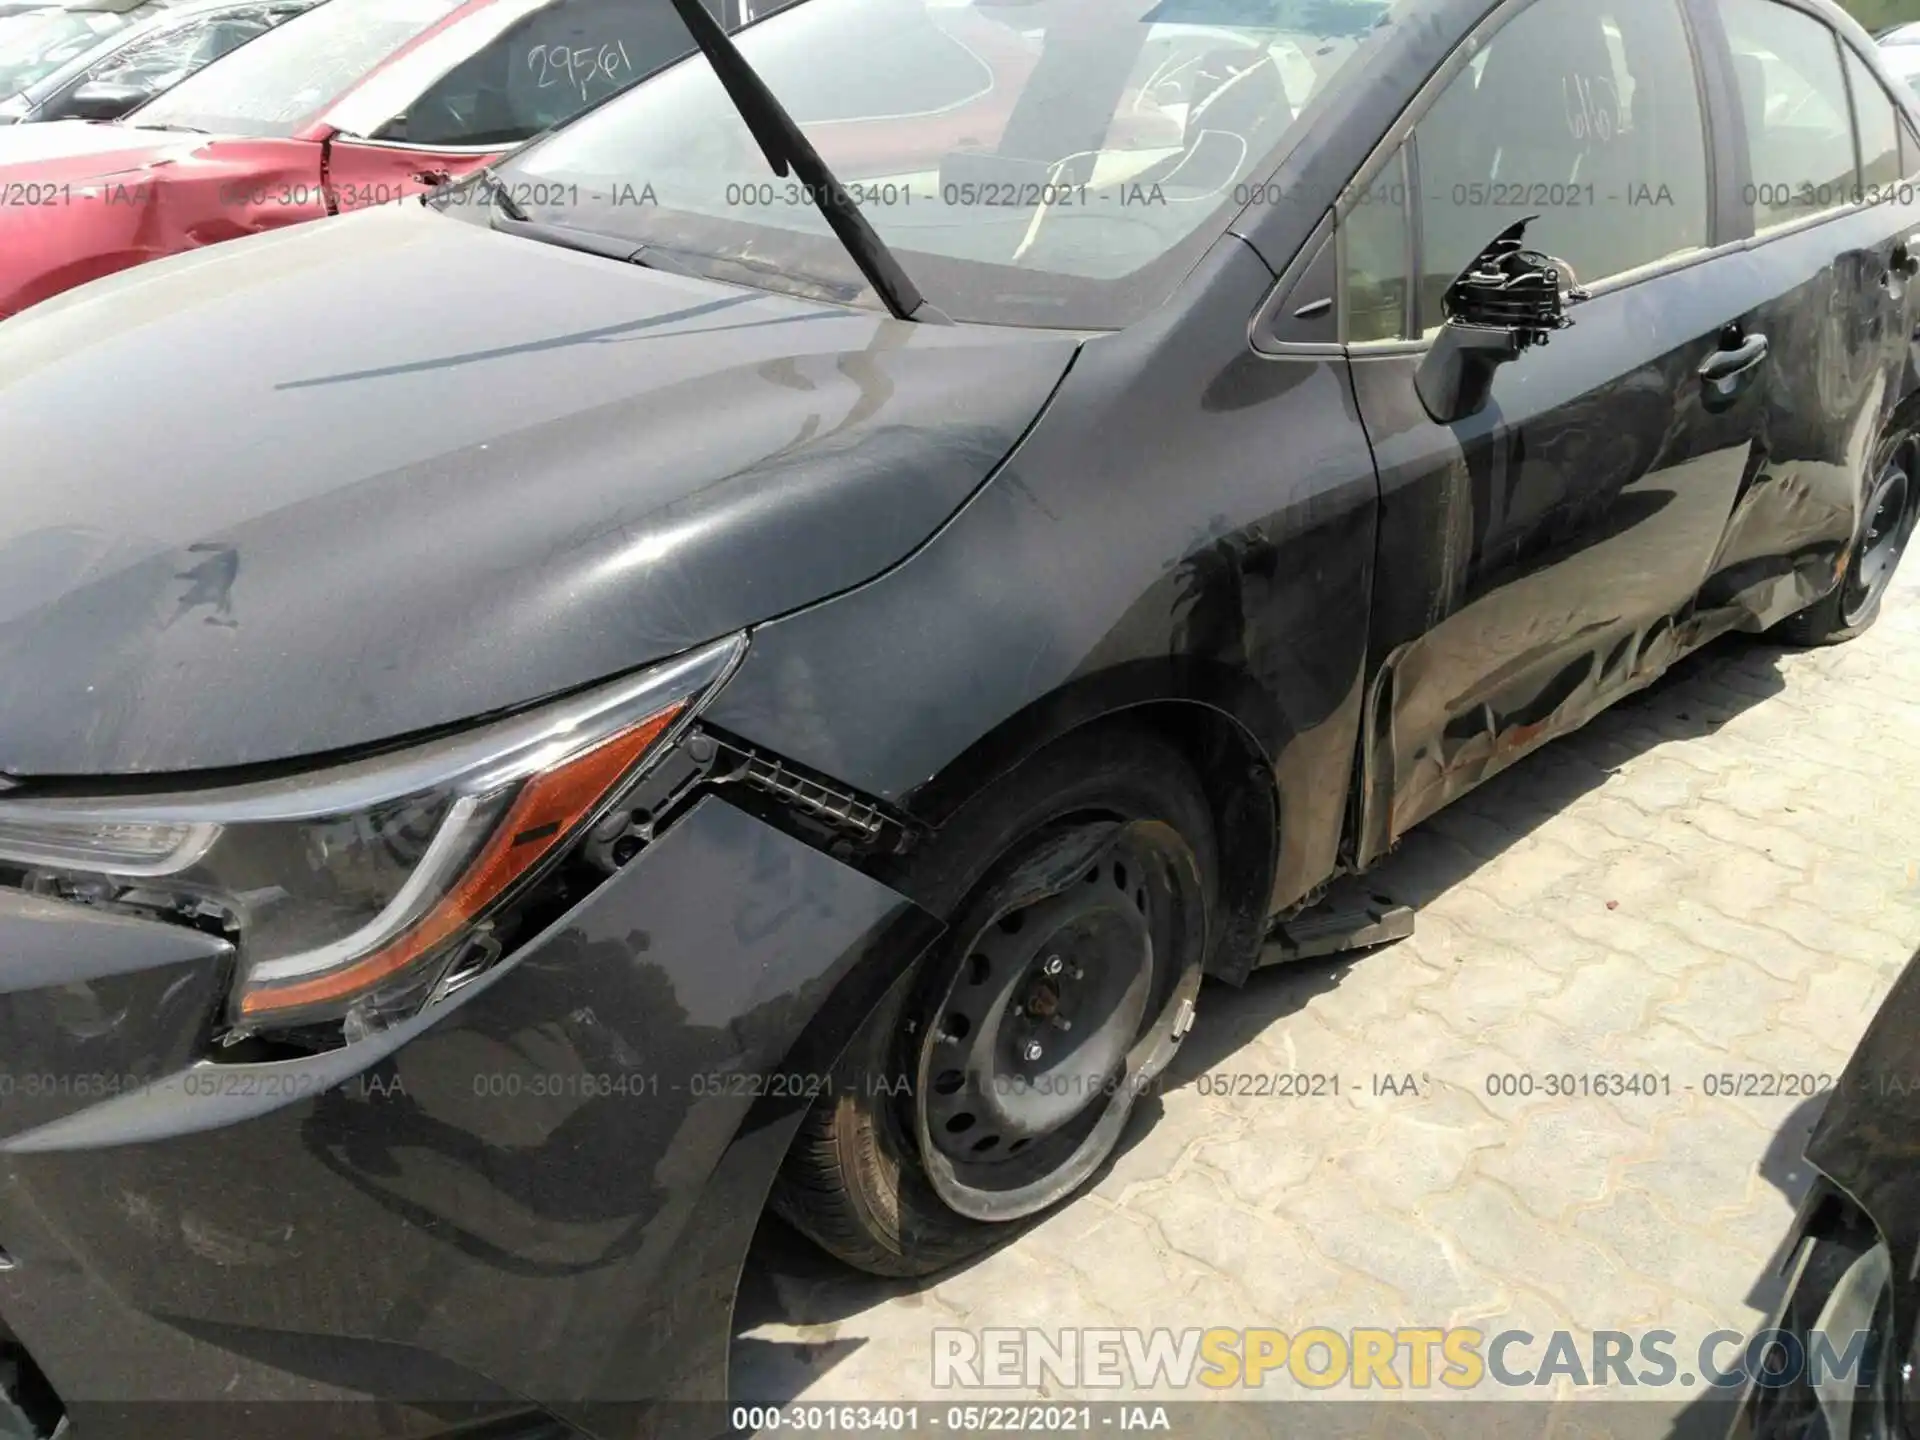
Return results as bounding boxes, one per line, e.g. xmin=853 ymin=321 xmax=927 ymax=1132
xmin=1776 ymin=429 xmax=1916 ymax=647
xmin=0 ymin=1349 xmax=62 ymax=1440
xmin=768 ymin=723 xmax=1218 ymax=1277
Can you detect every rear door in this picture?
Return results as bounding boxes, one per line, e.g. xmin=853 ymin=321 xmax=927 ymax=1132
xmin=1689 ymin=0 xmax=1920 ymax=628
xmin=1342 ymin=0 xmax=1764 ymax=859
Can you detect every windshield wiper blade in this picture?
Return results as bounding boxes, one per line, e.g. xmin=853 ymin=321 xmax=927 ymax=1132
xmin=474 ymin=167 xmax=527 ymax=221
xmin=663 ymin=0 xmax=947 ymax=323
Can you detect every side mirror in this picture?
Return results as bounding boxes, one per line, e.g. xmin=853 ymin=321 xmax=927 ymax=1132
xmin=1414 ymin=216 xmax=1584 ymax=425
xmin=62 ymin=80 xmax=152 ymax=122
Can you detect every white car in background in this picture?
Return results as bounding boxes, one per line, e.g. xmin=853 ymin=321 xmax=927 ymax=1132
xmin=1880 ymin=21 xmax=1920 ymax=96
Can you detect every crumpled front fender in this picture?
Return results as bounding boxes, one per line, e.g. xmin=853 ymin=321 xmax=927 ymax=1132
xmin=0 ymin=795 xmax=940 ymax=1440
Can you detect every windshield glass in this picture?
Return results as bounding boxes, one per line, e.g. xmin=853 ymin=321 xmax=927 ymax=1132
xmin=0 ymin=7 xmax=133 ymax=96
xmin=496 ymin=0 xmax=1401 ymax=327
xmin=80 ymin=3 xmax=309 ymax=90
xmin=129 ymin=0 xmax=465 ymax=135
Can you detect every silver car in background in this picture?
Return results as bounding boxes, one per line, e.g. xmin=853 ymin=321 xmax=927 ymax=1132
xmin=0 ymin=0 xmax=312 ymax=121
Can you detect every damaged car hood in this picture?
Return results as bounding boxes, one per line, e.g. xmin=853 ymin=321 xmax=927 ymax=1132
xmin=0 ymin=201 xmax=1079 ymax=777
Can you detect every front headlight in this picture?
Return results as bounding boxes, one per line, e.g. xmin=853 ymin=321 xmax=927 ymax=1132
xmin=0 ymin=635 xmax=744 ymax=1041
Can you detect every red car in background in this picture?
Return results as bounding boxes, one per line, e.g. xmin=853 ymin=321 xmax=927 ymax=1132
xmin=0 ymin=0 xmax=732 ymax=316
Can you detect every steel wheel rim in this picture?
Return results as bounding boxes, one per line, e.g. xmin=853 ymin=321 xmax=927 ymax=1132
xmin=913 ymin=820 xmax=1204 ymax=1222
xmin=1843 ymin=447 xmax=1913 ymax=627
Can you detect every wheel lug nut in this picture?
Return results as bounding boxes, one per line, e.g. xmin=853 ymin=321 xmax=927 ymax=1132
xmin=1050 ymin=1015 xmax=1072 ymax=1032
xmin=1023 ymin=1041 xmax=1044 ymax=1061
xmin=1043 ymin=955 xmax=1064 ymax=976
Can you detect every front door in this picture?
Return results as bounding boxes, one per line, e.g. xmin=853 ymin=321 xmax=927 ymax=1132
xmin=1342 ymin=0 xmax=1768 ymax=859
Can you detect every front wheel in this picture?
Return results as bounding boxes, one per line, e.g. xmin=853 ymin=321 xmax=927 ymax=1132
xmin=769 ymin=725 xmax=1216 ymax=1277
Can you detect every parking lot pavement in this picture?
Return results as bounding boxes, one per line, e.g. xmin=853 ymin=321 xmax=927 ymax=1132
xmin=729 ymin=564 xmax=1920 ymax=1416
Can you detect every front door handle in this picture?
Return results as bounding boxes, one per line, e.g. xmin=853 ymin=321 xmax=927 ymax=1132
xmin=1700 ymin=332 xmax=1769 ymax=410
xmin=412 ymin=168 xmax=452 ymax=187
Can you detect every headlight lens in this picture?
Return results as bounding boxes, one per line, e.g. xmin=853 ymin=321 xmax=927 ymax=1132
xmin=0 ymin=634 xmax=744 ymax=1039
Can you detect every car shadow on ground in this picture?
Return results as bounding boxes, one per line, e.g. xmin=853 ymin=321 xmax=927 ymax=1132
xmin=730 ymin=632 xmax=1795 ymax=1406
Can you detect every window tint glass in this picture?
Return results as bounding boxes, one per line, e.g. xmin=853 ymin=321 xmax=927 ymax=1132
xmin=131 ymin=0 xmax=466 ymax=137
xmin=367 ymin=0 xmax=712 ymax=147
xmin=1846 ymin=47 xmax=1901 ymax=195
xmin=1722 ymin=0 xmax=1856 ymax=231
xmin=1343 ymin=142 xmax=1411 ymax=342
xmin=1412 ymin=0 xmax=1708 ymax=330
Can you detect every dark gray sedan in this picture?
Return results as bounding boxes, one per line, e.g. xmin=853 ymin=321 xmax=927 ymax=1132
xmin=0 ymin=0 xmax=1916 ymax=1435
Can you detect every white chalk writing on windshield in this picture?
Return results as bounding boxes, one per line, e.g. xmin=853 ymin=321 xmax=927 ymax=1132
xmin=527 ymin=39 xmax=632 ymax=102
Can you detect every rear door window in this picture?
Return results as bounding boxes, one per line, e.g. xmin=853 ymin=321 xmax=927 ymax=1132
xmin=1844 ymin=44 xmax=1902 ymax=197
xmin=1720 ymin=0 xmax=1858 ymax=232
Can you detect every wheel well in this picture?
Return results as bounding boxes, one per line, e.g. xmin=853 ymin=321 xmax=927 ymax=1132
xmin=1128 ymin=703 xmax=1278 ymax=983
xmin=899 ymin=702 xmax=1278 ymax=983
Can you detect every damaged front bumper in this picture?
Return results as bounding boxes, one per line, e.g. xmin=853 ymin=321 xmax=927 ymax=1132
xmin=0 ymin=795 xmax=937 ymax=1440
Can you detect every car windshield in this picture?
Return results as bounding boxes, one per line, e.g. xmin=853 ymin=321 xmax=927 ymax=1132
xmin=79 ymin=2 xmax=309 ymax=88
xmin=128 ymin=0 xmax=464 ymax=135
xmin=0 ymin=7 xmax=134 ymax=96
xmin=496 ymin=0 xmax=1402 ymax=327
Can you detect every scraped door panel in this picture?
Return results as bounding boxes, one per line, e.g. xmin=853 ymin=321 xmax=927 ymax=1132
xmin=1694 ymin=6 xmax=1920 ymax=627
xmin=1693 ymin=203 xmax=1920 ymax=627
xmin=1352 ymin=266 xmax=1760 ymax=849
xmin=1346 ymin=0 xmax=1753 ymax=854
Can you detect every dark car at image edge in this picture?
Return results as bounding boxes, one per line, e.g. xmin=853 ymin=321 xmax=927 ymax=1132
xmin=1 ymin=0 xmax=1919 ymax=1435
xmin=1727 ymin=939 xmax=1920 ymax=1440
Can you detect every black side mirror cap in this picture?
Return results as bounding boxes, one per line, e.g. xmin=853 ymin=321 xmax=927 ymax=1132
xmin=1413 ymin=216 xmax=1584 ymax=425
xmin=1414 ymin=323 xmax=1524 ymax=425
